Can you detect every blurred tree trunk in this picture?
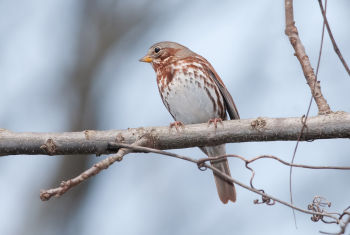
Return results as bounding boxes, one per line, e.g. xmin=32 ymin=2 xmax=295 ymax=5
xmin=19 ymin=1 xmax=152 ymax=234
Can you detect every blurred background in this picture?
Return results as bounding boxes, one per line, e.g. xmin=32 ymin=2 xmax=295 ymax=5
xmin=0 ymin=0 xmax=349 ymax=234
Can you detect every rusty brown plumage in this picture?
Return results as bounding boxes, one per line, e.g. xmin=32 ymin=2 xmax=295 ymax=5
xmin=140 ymin=41 xmax=239 ymax=204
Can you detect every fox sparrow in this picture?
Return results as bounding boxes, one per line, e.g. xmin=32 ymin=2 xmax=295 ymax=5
xmin=140 ymin=41 xmax=239 ymax=204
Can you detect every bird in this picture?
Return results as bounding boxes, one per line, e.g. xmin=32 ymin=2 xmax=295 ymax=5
xmin=139 ymin=41 xmax=239 ymax=204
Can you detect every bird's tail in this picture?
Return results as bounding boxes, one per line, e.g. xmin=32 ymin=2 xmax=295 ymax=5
xmin=201 ymin=145 xmax=236 ymax=204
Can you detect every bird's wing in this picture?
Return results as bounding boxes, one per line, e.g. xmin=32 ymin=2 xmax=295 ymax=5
xmin=206 ymin=66 xmax=240 ymax=120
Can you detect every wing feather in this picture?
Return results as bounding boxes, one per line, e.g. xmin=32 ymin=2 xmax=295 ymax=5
xmin=206 ymin=67 xmax=240 ymax=120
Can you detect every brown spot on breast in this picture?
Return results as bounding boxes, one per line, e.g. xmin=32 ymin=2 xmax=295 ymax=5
xmin=200 ymin=74 xmax=216 ymax=90
xmin=164 ymin=66 xmax=174 ymax=84
xmin=155 ymin=54 xmax=228 ymax=120
xmin=182 ymin=67 xmax=188 ymax=76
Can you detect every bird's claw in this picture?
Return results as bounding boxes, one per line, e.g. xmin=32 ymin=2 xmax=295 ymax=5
xmin=169 ymin=121 xmax=184 ymax=132
xmin=207 ymin=118 xmax=223 ymax=128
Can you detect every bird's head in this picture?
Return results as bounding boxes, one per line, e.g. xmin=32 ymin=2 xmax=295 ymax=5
xmin=139 ymin=41 xmax=194 ymax=68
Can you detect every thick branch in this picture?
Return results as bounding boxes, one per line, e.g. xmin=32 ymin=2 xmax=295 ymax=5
xmin=285 ymin=0 xmax=331 ymax=114
xmin=0 ymin=112 xmax=350 ymax=156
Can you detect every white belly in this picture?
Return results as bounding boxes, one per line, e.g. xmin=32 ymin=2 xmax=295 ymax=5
xmin=161 ymin=71 xmax=223 ymax=124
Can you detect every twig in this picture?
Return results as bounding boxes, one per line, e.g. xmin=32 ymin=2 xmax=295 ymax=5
xmin=109 ymin=143 xmax=342 ymax=222
xmin=320 ymin=207 xmax=350 ymax=234
xmin=40 ymin=148 xmax=130 ymax=201
xmin=284 ymin=0 xmax=331 ymax=115
xmin=318 ymin=0 xmax=350 ymax=76
xmin=336 ymin=215 xmax=350 ymax=234
xmin=40 ymin=139 xmax=147 ymax=201
xmin=198 ymin=154 xmax=350 ymax=171
xmin=201 ymin=153 xmax=350 ymax=205
xmin=288 ymin=0 xmax=328 ymax=225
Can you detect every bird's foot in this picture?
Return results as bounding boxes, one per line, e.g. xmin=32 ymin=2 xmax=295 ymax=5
xmin=207 ymin=118 xmax=223 ymax=128
xmin=169 ymin=121 xmax=185 ymax=132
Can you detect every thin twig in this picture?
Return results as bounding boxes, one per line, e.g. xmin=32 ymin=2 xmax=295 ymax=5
xmin=40 ymin=139 xmax=147 ymax=201
xmin=109 ymin=143 xmax=341 ymax=222
xmin=336 ymin=215 xmax=350 ymax=234
xmin=197 ymin=154 xmax=350 ymax=171
xmin=40 ymin=148 xmax=130 ymax=201
xmin=197 ymin=153 xmax=350 ymax=201
xmin=318 ymin=0 xmax=350 ymax=76
xmin=108 ymin=143 xmax=199 ymax=164
xmin=288 ymin=0 xmax=328 ymax=225
xmin=320 ymin=213 xmax=350 ymax=234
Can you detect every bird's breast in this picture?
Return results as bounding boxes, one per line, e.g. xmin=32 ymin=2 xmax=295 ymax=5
xmin=156 ymin=62 xmax=225 ymax=124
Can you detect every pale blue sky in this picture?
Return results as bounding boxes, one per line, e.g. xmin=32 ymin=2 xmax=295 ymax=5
xmin=0 ymin=1 xmax=349 ymax=234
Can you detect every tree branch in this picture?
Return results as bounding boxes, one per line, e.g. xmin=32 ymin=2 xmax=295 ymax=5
xmin=39 ymin=138 xmax=147 ymax=200
xmin=1 ymin=112 xmax=350 ymax=156
xmin=105 ymin=143 xmax=343 ymax=222
xmin=317 ymin=0 xmax=350 ymax=77
xmin=40 ymin=147 xmax=129 ymax=201
xmin=284 ymin=0 xmax=331 ymax=114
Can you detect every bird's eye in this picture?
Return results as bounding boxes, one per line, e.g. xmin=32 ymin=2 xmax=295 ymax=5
xmin=154 ymin=47 xmax=160 ymax=53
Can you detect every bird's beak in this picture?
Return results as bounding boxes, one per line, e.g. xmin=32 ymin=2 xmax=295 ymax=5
xmin=139 ymin=55 xmax=153 ymax=63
